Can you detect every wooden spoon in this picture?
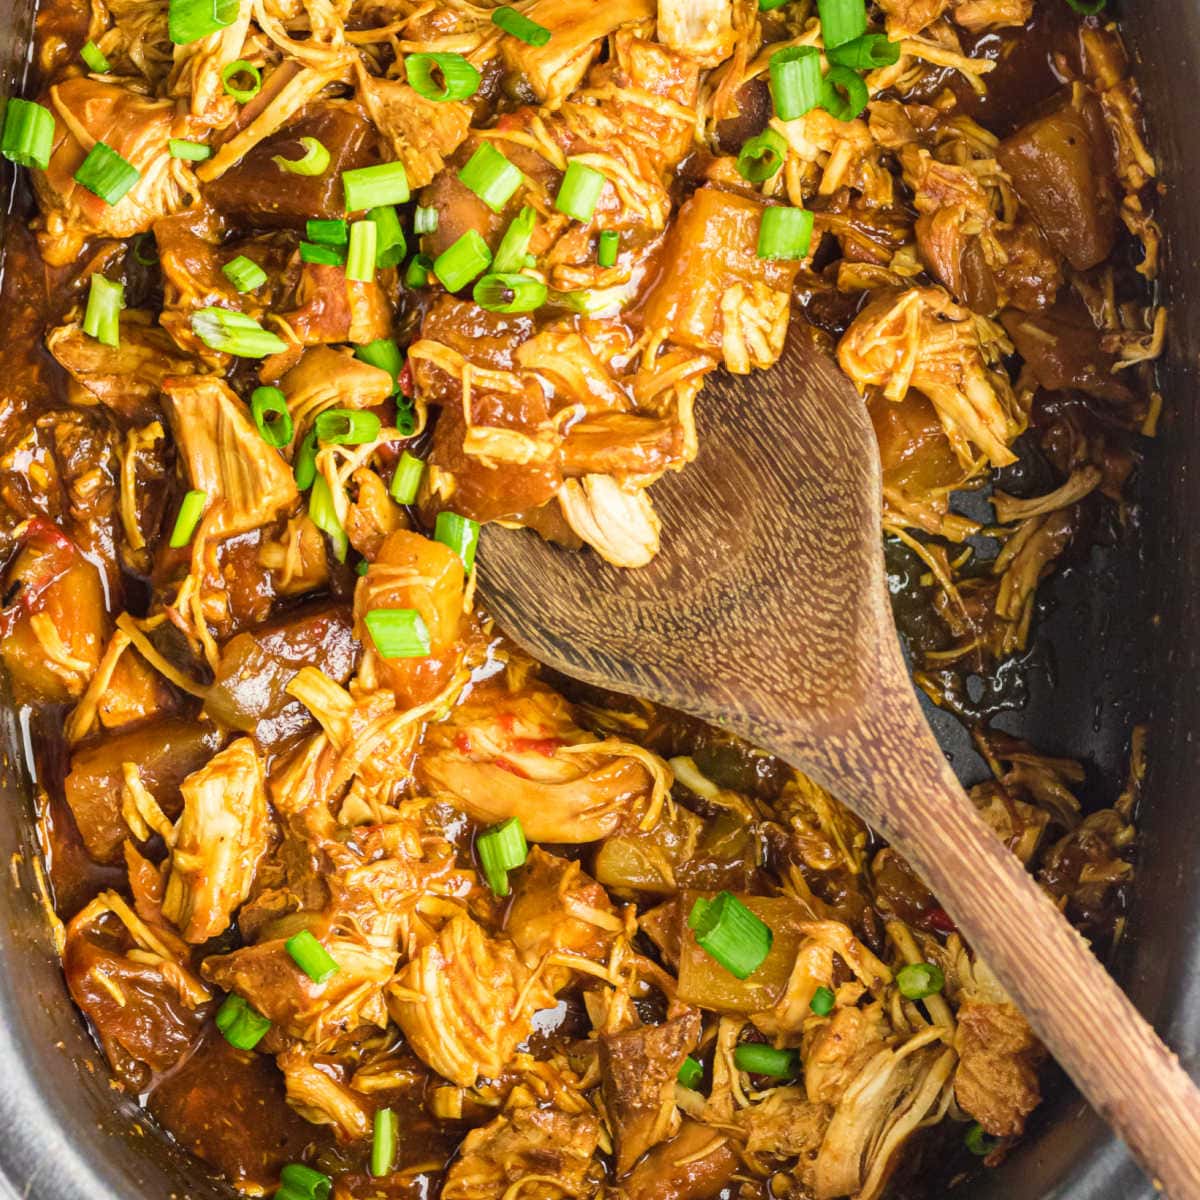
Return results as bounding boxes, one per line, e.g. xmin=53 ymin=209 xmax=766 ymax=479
xmin=477 ymin=326 xmax=1200 ymax=1196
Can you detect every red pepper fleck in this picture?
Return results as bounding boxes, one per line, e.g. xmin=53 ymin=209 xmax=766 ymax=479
xmin=510 ymin=737 xmax=562 ymax=756
xmin=494 ymin=758 xmax=527 ymax=778
xmin=454 ymin=733 xmax=472 ymax=754
xmin=924 ymin=907 xmax=957 ymax=934
xmin=398 ymin=360 xmax=413 ymax=398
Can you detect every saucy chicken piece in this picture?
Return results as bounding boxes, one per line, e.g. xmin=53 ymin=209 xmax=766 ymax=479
xmin=620 ymin=1119 xmax=739 ymax=1200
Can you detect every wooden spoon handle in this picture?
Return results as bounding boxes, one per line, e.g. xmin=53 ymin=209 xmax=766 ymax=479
xmin=799 ymin=703 xmax=1200 ymax=1198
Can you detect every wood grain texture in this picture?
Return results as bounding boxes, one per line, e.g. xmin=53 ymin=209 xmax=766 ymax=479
xmin=478 ymin=327 xmax=1200 ymax=1197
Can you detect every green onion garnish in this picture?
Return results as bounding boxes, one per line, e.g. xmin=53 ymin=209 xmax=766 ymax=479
xmin=965 ymin=1122 xmax=1002 ymax=1156
xmin=190 ymin=307 xmax=288 ymax=357
xmin=222 ymin=254 xmax=267 ymax=293
xmin=370 ymin=1107 xmax=396 ymax=1177
xmin=367 ymin=204 xmax=406 ymax=268
xmin=80 ymin=40 xmax=110 ymax=72
xmin=345 ymin=219 xmax=377 ymax=283
xmin=404 ymin=253 xmax=433 ymax=288
xmin=273 ymin=136 xmax=329 ymax=176
xmin=472 ymin=272 xmax=546 ymax=314
xmin=73 ymin=141 xmax=139 ymax=205
xmin=413 ymin=204 xmax=438 ymax=235
xmin=476 ymin=816 xmax=527 ymax=896
xmin=306 ymin=218 xmax=347 ymax=246
xmin=284 ymin=929 xmax=340 ymax=984
xmin=169 ymin=138 xmax=211 ymax=161
xmin=169 ymin=489 xmax=207 ymax=548
xmin=293 ymin=426 xmax=318 ymax=490
xmin=817 ymin=0 xmax=866 ymax=48
xmin=389 ymin=451 xmax=424 ymax=504
xmin=895 ymin=961 xmax=945 ymax=1000
xmin=300 ymin=241 xmax=345 ymax=266
xmin=131 ymin=233 xmax=158 ymax=266
xmin=82 ymin=274 xmax=123 ymax=347
xmin=215 ymin=993 xmax=271 ymax=1050
xmin=490 ymin=5 xmax=551 ymax=45
xmin=1066 ymin=0 xmax=1106 ymax=11
xmin=404 ymin=51 xmax=480 ymax=102
xmin=278 ymin=1163 xmax=332 ymax=1200
xmin=757 ymin=205 xmax=813 ymax=260
xmin=677 ymin=1056 xmax=704 ymax=1090
xmin=434 ymin=510 xmax=480 ymax=571
xmin=395 ymin=398 xmax=416 ymax=437
xmin=827 ymin=32 xmax=901 ymax=69
xmin=308 ymin=475 xmax=348 ymax=562
xmin=819 ymin=65 xmax=869 ymax=121
xmin=343 ymin=161 xmax=410 ymax=212
xmin=221 ymin=59 xmax=261 ymax=103
xmin=354 ymin=337 xmax=402 ymax=392
xmin=433 ymin=229 xmax=491 ymax=292
xmin=251 ymin=386 xmax=293 ymax=449
xmin=314 ymin=407 xmax=381 ymax=445
xmin=769 ymin=46 xmax=821 ymax=121
xmin=736 ymin=128 xmax=788 ymax=183
xmin=554 ymin=160 xmax=605 ymax=222
xmin=364 ymin=608 xmax=431 ymax=658
xmin=458 ymin=142 xmax=523 ymax=214
xmin=759 ymin=0 xmax=791 ymax=8
xmin=734 ymin=1043 xmax=799 ymax=1077
xmin=810 ymin=985 xmax=835 ymax=1016
xmin=0 ymin=99 xmax=54 ymax=170
xmin=688 ymin=892 xmax=772 ymax=980
xmin=596 ymin=229 xmax=619 ymax=268
xmin=493 ymin=205 xmax=536 ymax=273
xmin=168 ymin=0 xmax=238 ymax=45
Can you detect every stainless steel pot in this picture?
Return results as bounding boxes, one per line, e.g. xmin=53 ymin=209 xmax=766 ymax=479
xmin=0 ymin=2 xmax=1195 ymax=1197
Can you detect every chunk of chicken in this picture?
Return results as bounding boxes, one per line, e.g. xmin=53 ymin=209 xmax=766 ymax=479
xmin=441 ymin=1106 xmax=603 ymax=1200
xmin=803 ymin=1004 xmax=892 ymax=1106
xmin=279 ymin=346 xmax=394 ymax=438
xmin=281 ymin=260 xmax=394 ymax=349
xmin=954 ymin=1000 xmax=1043 ymax=1136
xmin=162 ymin=376 xmax=300 ymax=539
xmin=877 ymin=0 xmax=950 ymax=38
xmin=385 ymin=913 xmax=556 ymax=1087
xmin=418 ymin=679 xmax=667 ymax=842
xmin=953 ymin=0 xmax=1032 ymax=31
xmin=736 ymin=1086 xmax=829 ymax=1169
xmin=620 ymin=1119 xmax=739 ymax=1200
xmin=557 ymin=474 xmax=661 ymax=568
xmin=277 ymin=1046 xmax=373 ymax=1140
xmin=657 ymin=0 xmax=735 ymax=66
xmin=35 ymin=78 xmax=194 ymax=265
xmin=162 ymin=738 xmax=270 ymax=943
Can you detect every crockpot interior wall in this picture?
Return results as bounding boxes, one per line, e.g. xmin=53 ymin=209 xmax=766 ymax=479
xmin=0 ymin=4 xmax=1195 ymax=1200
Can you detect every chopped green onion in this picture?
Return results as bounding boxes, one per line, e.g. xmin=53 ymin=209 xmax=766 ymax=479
xmin=1066 ymin=0 xmax=1106 ymax=11
xmin=278 ymin=1163 xmax=332 ymax=1200
xmin=355 ymin=559 xmax=370 ymax=576
xmin=345 ymin=219 xmax=377 ymax=283
xmin=433 ymin=229 xmax=491 ymax=292
xmin=472 ymin=272 xmax=546 ymax=314
xmin=251 ymin=386 xmax=293 ymax=449
xmin=169 ymin=138 xmax=211 ymax=161
xmin=757 ymin=205 xmax=814 ymax=260
xmin=314 ymin=407 xmax=381 ymax=445
xmin=394 ymin=398 xmax=416 ymax=437
xmin=131 ymin=233 xmax=158 ymax=266
xmin=221 ymin=59 xmax=261 ymax=104
xmin=677 ymin=1056 xmax=704 ymax=1090
xmin=354 ymin=337 xmax=403 ymax=392
xmin=300 ymin=241 xmax=345 ymax=266
xmin=273 ymin=136 xmax=329 ymax=176
xmin=414 ymin=204 xmax=439 ymax=235
xmin=367 ymin=204 xmax=406 ymax=268
xmin=168 ymin=0 xmax=238 ymax=46
xmin=308 ymin=475 xmax=348 ymax=562
xmin=769 ymin=46 xmax=821 ymax=121
xmin=405 ymin=52 xmax=480 ymax=102
xmin=895 ymin=961 xmax=945 ymax=1000
xmin=965 ymin=1122 xmax=1002 ymax=1156
xmin=554 ymin=160 xmax=605 ymax=222
xmin=434 ymin=510 xmax=480 ymax=571
xmin=80 ymin=40 xmax=110 ymax=72
xmin=405 ymin=253 xmax=433 ymax=288
xmin=817 ymin=0 xmax=867 ymax=48
xmin=736 ymin=128 xmax=788 ymax=183
xmin=215 ymin=993 xmax=271 ymax=1050
xmin=169 ymin=489 xmax=207 ymax=548
xmin=734 ymin=1043 xmax=798 ymax=1077
xmin=343 ymin=161 xmax=410 ymax=212
xmin=222 ymin=254 xmax=267 ymax=293
xmin=458 ymin=142 xmax=523 ymax=214
xmin=191 ymin=307 xmax=288 ymax=357
xmin=819 ymin=65 xmax=870 ymax=121
xmin=389 ymin=451 xmax=424 ymax=504
xmin=759 ymin=0 xmax=791 ymax=8
xmin=364 ymin=608 xmax=431 ymax=658
xmin=74 ymin=141 xmax=139 ymax=205
xmin=827 ymin=32 xmax=901 ymax=69
xmin=285 ymin=929 xmax=340 ymax=984
xmin=810 ymin=985 xmax=836 ymax=1016
xmin=493 ymin=206 xmax=537 ymax=273
xmin=370 ymin=1107 xmax=397 ymax=1177
xmin=688 ymin=892 xmax=772 ymax=980
xmin=1 ymin=99 xmax=54 ymax=170
xmin=82 ymin=275 xmax=124 ymax=348
xmin=294 ymin=427 xmax=318 ymax=490
xmin=476 ymin=816 xmax=527 ymax=896
xmin=491 ymin=5 xmax=551 ymax=45
xmin=596 ymin=229 xmax=619 ymax=268
xmin=687 ymin=896 xmax=710 ymax=930
xmin=306 ymin=218 xmax=347 ymax=246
